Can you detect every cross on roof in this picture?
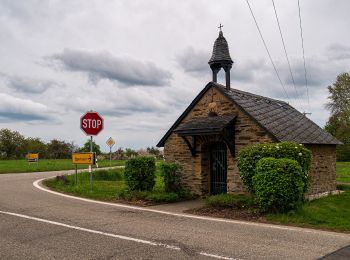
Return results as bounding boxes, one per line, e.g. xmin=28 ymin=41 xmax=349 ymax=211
xmin=218 ymin=23 xmax=223 ymax=31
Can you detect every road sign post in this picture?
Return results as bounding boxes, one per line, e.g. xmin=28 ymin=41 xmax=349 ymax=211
xmin=80 ymin=111 xmax=104 ymax=189
xmin=106 ymin=137 xmax=115 ymax=167
xmin=27 ymin=153 xmax=39 ymax=164
xmin=72 ymin=152 xmax=95 ymax=185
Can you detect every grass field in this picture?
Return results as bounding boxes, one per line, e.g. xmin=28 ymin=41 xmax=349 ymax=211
xmin=266 ymin=185 xmax=350 ymax=232
xmin=335 ymin=162 xmax=350 ymax=183
xmin=44 ymin=167 xmax=193 ymax=203
xmin=0 ymin=159 xmax=126 ymax=173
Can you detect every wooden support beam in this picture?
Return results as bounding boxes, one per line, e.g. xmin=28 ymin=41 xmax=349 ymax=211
xmin=181 ymin=136 xmax=197 ymax=157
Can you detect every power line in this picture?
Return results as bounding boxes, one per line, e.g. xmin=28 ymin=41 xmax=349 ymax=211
xmin=271 ymin=0 xmax=303 ymax=109
xmin=297 ymin=0 xmax=310 ymax=108
xmin=245 ymin=0 xmax=290 ymax=102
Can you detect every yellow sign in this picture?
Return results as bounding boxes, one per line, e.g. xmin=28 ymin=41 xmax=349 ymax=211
xmin=27 ymin=153 xmax=39 ymax=161
xmin=106 ymin=137 xmax=115 ymax=147
xmin=72 ymin=153 xmax=94 ymax=165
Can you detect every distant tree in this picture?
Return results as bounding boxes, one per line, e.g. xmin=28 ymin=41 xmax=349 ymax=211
xmin=113 ymin=147 xmax=125 ymax=160
xmin=125 ymin=148 xmax=138 ymax=158
xmin=325 ymin=72 xmax=350 ymax=161
xmin=147 ymin=146 xmax=160 ymax=156
xmin=0 ymin=129 xmax=26 ymax=159
xmin=47 ymin=139 xmax=74 ymax=159
xmin=78 ymin=139 xmax=101 ymax=155
xmin=25 ymin=137 xmax=48 ymax=158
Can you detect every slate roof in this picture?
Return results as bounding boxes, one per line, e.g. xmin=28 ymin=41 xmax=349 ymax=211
xmin=174 ymin=115 xmax=236 ymax=136
xmin=157 ymin=82 xmax=342 ymax=147
xmin=217 ymin=83 xmax=342 ymax=145
xmin=208 ymin=31 xmax=233 ymax=65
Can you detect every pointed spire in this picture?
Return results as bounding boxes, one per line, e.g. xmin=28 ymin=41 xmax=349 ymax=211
xmin=208 ymin=25 xmax=234 ymax=90
xmin=209 ymin=28 xmax=233 ymax=65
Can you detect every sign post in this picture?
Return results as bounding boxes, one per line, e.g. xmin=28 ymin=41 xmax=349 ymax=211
xmin=106 ymin=137 xmax=115 ymax=167
xmin=72 ymin=152 xmax=95 ymax=185
xmin=80 ymin=111 xmax=104 ymax=189
xmin=27 ymin=153 xmax=39 ymax=164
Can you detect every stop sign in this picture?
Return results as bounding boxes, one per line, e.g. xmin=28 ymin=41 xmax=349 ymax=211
xmin=80 ymin=111 xmax=104 ymax=136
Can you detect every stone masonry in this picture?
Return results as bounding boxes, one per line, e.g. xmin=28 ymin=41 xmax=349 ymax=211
xmin=164 ymin=86 xmax=337 ymax=196
xmin=164 ymin=87 xmax=273 ymax=195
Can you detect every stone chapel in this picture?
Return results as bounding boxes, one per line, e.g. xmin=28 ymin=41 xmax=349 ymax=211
xmin=157 ymin=29 xmax=341 ymax=196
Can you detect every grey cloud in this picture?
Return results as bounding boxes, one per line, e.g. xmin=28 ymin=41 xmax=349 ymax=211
xmin=326 ymin=43 xmax=350 ymax=60
xmin=175 ymin=47 xmax=211 ymax=75
xmin=284 ymin=57 xmax=346 ymax=88
xmin=0 ymin=93 xmax=53 ymax=122
xmin=48 ymin=49 xmax=172 ymax=87
xmin=176 ymin=46 xmax=265 ymax=83
xmin=2 ymin=74 xmax=57 ymax=93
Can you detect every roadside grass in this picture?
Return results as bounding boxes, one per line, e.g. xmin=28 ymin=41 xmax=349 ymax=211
xmin=266 ymin=185 xmax=350 ymax=232
xmin=44 ymin=166 xmax=194 ymax=204
xmin=0 ymin=159 xmax=126 ymax=174
xmin=200 ymin=185 xmax=350 ymax=232
xmin=45 ymin=168 xmax=125 ymax=201
xmin=336 ymin=162 xmax=350 ymax=183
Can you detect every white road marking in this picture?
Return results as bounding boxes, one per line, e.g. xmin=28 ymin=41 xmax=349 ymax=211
xmin=0 ymin=210 xmax=239 ymax=260
xmin=33 ymin=178 xmax=350 ymax=238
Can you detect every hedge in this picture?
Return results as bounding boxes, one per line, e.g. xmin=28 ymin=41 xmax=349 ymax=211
xmin=124 ymin=156 xmax=156 ymax=191
xmin=253 ymin=157 xmax=306 ymax=212
xmin=237 ymin=142 xmax=311 ymax=193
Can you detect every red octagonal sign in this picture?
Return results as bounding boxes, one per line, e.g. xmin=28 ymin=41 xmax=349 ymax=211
xmin=80 ymin=111 xmax=104 ymax=136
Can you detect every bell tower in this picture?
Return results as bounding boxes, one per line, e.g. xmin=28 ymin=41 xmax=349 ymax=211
xmin=208 ymin=24 xmax=234 ymax=90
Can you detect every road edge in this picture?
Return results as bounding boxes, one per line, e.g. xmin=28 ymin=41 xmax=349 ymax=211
xmin=33 ymin=177 xmax=350 ymax=238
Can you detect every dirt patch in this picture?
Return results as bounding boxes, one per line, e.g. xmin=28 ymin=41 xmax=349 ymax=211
xmin=185 ymin=207 xmax=267 ymax=222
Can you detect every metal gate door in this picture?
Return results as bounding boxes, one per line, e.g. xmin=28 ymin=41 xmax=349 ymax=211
xmin=210 ymin=142 xmax=227 ymax=194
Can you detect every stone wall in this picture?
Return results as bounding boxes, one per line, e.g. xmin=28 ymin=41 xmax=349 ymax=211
xmin=304 ymin=144 xmax=337 ymax=195
xmin=164 ymin=86 xmax=273 ymax=195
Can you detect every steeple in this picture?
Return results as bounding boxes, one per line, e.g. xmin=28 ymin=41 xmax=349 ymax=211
xmin=208 ymin=25 xmax=233 ymax=90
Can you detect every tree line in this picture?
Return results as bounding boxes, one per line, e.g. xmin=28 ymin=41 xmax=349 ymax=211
xmin=0 ymin=128 xmax=77 ymax=159
xmin=0 ymin=128 xmax=162 ymax=160
xmin=325 ymin=72 xmax=350 ymax=161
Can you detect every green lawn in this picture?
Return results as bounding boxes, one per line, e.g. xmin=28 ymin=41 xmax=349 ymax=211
xmin=336 ymin=162 xmax=350 ymax=183
xmin=0 ymin=159 xmax=126 ymax=173
xmin=266 ymin=185 xmax=350 ymax=232
xmin=45 ymin=168 xmax=127 ymax=201
xmin=44 ymin=166 xmax=192 ymax=203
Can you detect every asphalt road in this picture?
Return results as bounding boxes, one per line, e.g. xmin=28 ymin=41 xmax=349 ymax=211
xmin=0 ymin=170 xmax=350 ymax=260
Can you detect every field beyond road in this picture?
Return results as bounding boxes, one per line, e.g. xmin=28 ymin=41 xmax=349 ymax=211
xmin=0 ymin=159 xmax=126 ymax=174
xmin=1 ymin=160 xmax=350 ymax=183
xmin=336 ymin=162 xmax=350 ymax=183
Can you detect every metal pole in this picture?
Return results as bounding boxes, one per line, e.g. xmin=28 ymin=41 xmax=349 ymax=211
xmin=75 ymin=164 xmax=78 ymax=185
xmin=109 ymin=147 xmax=111 ymax=167
xmin=89 ymin=135 xmax=93 ymax=190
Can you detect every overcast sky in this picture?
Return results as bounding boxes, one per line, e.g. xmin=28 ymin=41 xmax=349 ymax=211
xmin=0 ymin=0 xmax=349 ymax=151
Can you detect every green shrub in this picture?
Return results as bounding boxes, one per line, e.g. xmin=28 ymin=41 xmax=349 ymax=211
xmin=253 ymin=157 xmax=306 ymax=212
xmin=160 ymin=162 xmax=183 ymax=193
xmin=237 ymin=142 xmax=311 ymax=193
xmin=206 ymin=193 xmax=255 ymax=209
xmin=124 ymin=157 xmax=156 ymax=191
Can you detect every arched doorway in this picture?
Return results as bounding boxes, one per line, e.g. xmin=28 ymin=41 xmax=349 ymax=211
xmin=210 ymin=142 xmax=227 ymax=194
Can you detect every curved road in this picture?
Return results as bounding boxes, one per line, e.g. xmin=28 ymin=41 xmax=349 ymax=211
xmin=0 ymin=170 xmax=349 ymax=260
